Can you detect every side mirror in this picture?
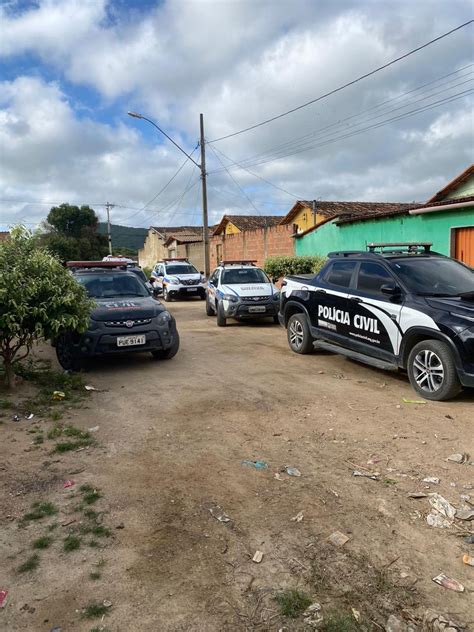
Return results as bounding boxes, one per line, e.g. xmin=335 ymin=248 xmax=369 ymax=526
xmin=200 ymin=271 xmax=204 ymax=275
xmin=381 ymin=283 xmax=402 ymax=296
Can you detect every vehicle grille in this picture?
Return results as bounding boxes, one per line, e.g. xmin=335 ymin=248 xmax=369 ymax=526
xmin=180 ymin=279 xmax=199 ymax=286
xmin=104 ymin=318 xmax=152 ymax=327
xmin=241 ymin=296 xmax=271 ymax=303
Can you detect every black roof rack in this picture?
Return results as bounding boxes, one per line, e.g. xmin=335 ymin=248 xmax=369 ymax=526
xmin=219 ymin=260 xmax=257 ymax=266
xmin=367 ymin=242 xmax=432 ymax=253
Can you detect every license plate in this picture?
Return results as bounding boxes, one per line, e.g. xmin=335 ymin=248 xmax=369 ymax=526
xmin=186 ymin=287 xmax=197 ymax=292
xmin=248 ymin=306 xmax=266 ymax=313
xmin=117 ymin=334 xmax=146 ymax=347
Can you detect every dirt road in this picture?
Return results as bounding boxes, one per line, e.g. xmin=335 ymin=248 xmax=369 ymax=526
xmin=1 ymin=300 xmax=473 ymax=631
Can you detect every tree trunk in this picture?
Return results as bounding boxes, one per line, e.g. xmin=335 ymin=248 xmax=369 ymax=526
xmin=4 ymin=361 xmax=15 ymax=389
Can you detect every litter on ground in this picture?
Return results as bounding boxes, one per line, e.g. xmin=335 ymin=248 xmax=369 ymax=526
xmin=447 ymin=453 xmax=469 ymax=464
xmin=0 ymin=589 xmax=8 ymax=609
xmin=291 ymin=511 xmax=304 ymax=522
xmin=352 ymin=470 xmax=379 ymax=480
xmin=285 ymin=466 xmax=301 ymax=477
xmin=241 ymin=460 xmax=268 ymax=470
xmin=328 ymin=531 xmax=349 ymax=546
xmin=432 ymin=573 xmax=464 ymax=592
xmin=252 ymin=550 xmax=264 ymax=563
xmin=209 ymin=505 xmax=230 ymax=524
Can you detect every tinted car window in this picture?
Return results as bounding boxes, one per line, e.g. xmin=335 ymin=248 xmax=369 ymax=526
xmin=357 ymin=262 xmax=393 ymax=294
xmin=324 ymin=261 xmax=356 ymax=288
xmin=75 ymin=273 xmax=149 ymax=298
xmin=222 ymin=268 xmax=269 ymax=284
xmin=391 ymin=257 xmax=474 ymax=296
xmin=166 ymin=264 xmax=198 ymax=275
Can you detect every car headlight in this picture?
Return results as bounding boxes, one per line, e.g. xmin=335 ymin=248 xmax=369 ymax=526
xmin=223 ymin=293 xmax=239 ymax=303
xmin=272 ymin=292 xmax=280 ymax=301
xmin=200 ymin=275 xmax=207 ymax=283
xmin=168 ymin=277 xmax=180 ymax=285
xmin=157 ymin=311 xmax=172 ymax=325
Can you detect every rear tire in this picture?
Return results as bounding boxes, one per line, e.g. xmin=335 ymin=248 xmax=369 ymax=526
xmin=273 ymin=315 xmax=279 ymax=324
xmin=287 ymin=313 xmax=313 ymax=354
xmin=151 ymin=332 xmax=180 ymax=360
xmin=163 ymin=287 xmax=171 ymax=302
xmin=217 ymin=303 xmax=227 ymax=327
xmin=407 ymin=339 xmax=461 ymax=401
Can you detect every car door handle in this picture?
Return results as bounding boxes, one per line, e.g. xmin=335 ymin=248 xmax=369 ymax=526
xmin=349 ymin=297 xmax=362 ymax=303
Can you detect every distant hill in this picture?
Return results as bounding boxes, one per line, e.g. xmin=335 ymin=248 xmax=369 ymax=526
xmin=98 ymin=223 xmax=148 ymax=251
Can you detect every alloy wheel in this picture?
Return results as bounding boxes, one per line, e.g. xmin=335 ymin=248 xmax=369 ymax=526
xmin=289 ymin=319 xmax=304 ymax=350
xmin=412 ymin=349 xmax=444 ymax=393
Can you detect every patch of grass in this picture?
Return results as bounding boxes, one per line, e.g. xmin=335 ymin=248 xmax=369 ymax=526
xmin=32 ymin=536 xmax=52 ymax=550
xmin=17 ymin=554 xmax=40 ymax=573
xmin=47 ymin=424 xmax=63 ymax=439
xmin=83 ymin=508 xmax=99 ymax=521
xmin=90 ymin=525 xmax=110 ymax=538
xmin=22 ymin=501 xmax=58 ymax=522
xmin=0 ymin=399 xmax=12 ymax=409
xmin=320 ymin=611 xmax=360 ymax=632
xmin=81 ymin=487 xmax=102 ymax=505
xmin=383 ymin=478 xmax=398 ymax=487
xmin=32 ymin=434 xmax=44 ymax=445
xmin=81 ymin=602 xmax=110 ymax=619
xmin=63 ymin=534 xmax=81 ymax=552
xmin=49 ymin=410 xmax=63 ymax=422
xmin=274 ymin=589 xmax=312 ymax=618
xmin=88 ymin=540 xmax=100 ymax=548
xmin=89 ymin=571 xmax=101 ymax=581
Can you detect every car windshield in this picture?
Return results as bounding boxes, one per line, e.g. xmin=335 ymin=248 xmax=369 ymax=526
xmin=222 ymin=268 xmax=269 ymax=284
xmin=75 ymin=273 xmax=149 ymax=298
xmin=391 ymin=257 xmax=474 ymax=296
xmin=166 ymin=264 xmax=198 ymax=275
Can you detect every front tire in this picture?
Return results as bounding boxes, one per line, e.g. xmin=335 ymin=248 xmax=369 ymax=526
xmin=163 ymin=287 xmax=172 ymax=302
xmin=217 ymin=303 xmax=227 ymax=327
xmin=407 ymin=339 xmax=462 ymax=401
xmin=151 ymin=332 xmax=180 ymax=360
xmin=206 ymin=296 xmax=214 ymax=316
xmin=287 ymin=313 xmax=313 ymax=354
xmin=55 ymin=335 xmax=86 ymax=371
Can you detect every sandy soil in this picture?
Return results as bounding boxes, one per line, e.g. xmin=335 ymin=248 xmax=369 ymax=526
xmin=0 ymin=299 xmax=473 ymax=632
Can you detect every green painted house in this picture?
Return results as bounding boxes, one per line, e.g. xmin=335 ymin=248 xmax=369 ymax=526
xmin=295 ymin=165 xmax=474 ymax=267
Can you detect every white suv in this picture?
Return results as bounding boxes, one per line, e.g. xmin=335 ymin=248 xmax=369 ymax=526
xmin=206 ymin=260 xmax=280 ymax=327
xmin=151 ymin=258 xmax=206 ymax=301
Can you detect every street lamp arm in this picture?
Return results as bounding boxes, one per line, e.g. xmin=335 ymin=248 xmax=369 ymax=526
xmin=127 ymin=111 xmax=201 ymax=169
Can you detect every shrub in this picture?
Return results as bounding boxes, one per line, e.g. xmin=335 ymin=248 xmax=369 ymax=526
xmin=264 ymin=255 xmax=327 ymax=280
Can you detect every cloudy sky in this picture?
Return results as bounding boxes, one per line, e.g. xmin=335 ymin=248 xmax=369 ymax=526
xmin=0 ymin=0 xmax=472 ymax=231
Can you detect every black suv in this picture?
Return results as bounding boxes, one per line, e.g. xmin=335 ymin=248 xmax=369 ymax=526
xmin=279 ymin=243 xmax=474 ymax=401
xmin=54 ymin=261 xmax=180 ymax=370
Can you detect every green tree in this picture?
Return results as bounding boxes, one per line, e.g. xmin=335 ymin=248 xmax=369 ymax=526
xmin=42 ymin=204 xmax=108 ymax=262
xmin=0 ymin=227 xmax=93 ymax=388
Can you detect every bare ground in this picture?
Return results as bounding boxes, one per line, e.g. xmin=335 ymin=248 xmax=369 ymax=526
xmin=1 ymin=300 xmax=473 ymax=631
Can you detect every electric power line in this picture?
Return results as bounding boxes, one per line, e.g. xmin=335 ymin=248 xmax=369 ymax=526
xmin=209 ymin=19 xmax=473 ymax=143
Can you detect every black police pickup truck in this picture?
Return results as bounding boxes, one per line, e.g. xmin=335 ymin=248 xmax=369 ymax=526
xmin=279 ymin=243 xmax=474 ymax=401
xmin=53 ymin=261 xmax=180 ymax=370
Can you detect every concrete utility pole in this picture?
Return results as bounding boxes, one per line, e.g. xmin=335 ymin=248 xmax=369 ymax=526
xmin=199 ymin=114 xmax=210 ymax=276
xmin=105 ymin=201 xmax=114 ymax=255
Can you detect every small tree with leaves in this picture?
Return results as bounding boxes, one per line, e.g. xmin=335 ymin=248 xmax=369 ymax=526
xmin=0 ymin=227 xmax=93 ymax=388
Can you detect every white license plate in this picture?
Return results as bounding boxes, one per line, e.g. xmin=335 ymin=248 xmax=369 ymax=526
xmin=186 ymin=287 xmax=197 ymax=292
xmin=248 ymin=306 xmax=266 ymax=313
xmin=117 ymin=334 xmax=146 ymax=347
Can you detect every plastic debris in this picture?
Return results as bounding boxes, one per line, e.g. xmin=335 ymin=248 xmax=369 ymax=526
xmin=432 ymin=573 xmax=464 ymax=592
xmin=209 ymin=505 xmax=230 ymax=523
xmin=0 ymin=589 xmax=8 ymax=609
xmin=328 ymin=531 xmax=349 ymax=546
xmin=63 ymin=480 xmax=75 ymax=489
xmin=463 ymin=554 xmax=474 ymax=566
xmin=12 ymin=415 xmax=20 ymax=422
xmin=103 ymin=599 xmax=112 ymax=608
xmin=84 ymin=385 xmax=97 ymax=391
xmin=408 ymin=492 xmax=428 ymax=498
xmin=291 ymin=511 xmax=304 ymax=523
xmin=241 ymin=460 xmax=268 ymax=470
xmin=51 ymin=391 xmax=65 ymax=401
xmin=447 ymin=453 xmax=469 ymax=464
xmin=423 ymin=476 xmax=440 ymax=485
xmin=24 ymin=413 xmax=34 ymax=420
xmin=252 ymin=550 xmax=264 ymax=563
xmin=465 ymin=534 xmax=474 ymax=544
xmin=285 ymin=466 xmax=301 ymax=477
xmin=304 ymin=602 xmax=323 ymax=628
xmin=88 ymin=426 xmax=100 ymax=433
xmin=274 ymin=473 xmax=284 ymax=481
xmin=402 ymin=398 xmax=426 ymax=404
xmin=351 ymin=608 xmax=361 ymax=623
xmin=423 ymin=609 xmax=463 ymax=632
xmin=49 ymin=627 xmax=62 ymax=632
xmin=429 ymin=494 xmax=456 ymax=520
xmin=456 ymin=508 xmax=474 ymax=521
xmin=352 ymin=470 xmax=379 ymax=480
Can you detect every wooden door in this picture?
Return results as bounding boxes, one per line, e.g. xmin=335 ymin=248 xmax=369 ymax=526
xmin=454 ymin=227 xmax=474 ymax=267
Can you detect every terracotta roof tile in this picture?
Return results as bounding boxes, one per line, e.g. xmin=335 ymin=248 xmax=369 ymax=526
xmin=213 ymin=215 xmax=282 ymax=235
xmin=428 ymin=164 xmax=474 ymax=203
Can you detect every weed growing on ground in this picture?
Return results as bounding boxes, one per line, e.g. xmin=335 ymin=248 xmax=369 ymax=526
xmin=51 ymin=425 xmax=94 ymax=452
xmin=83 ymin=508 xmax=99 ymax=520
xmin=274 ymin=589 xmax=312 ymax=618
xmin=89 ymin=571 xmax=101 ymax=581
xmin=21 ymin=501 xmax=58 ymax=523
xmin=88 ymin=540 xmax=100 ymax=548
xmin=80 ymin=484 xmax=102 ymax=505
xmin=82 ymin=602 xmax=110 ymax=619
xmin=32 ymin=434 xmax=44 ymax=445
xmin=49 ymin=410 xmax=63 ymax=421
xmin=96 ymin=557 xmax=106 ymax=568
xmin=320 ymin=611 xmax=360 ymax=632
xmin=32 ymin=536 xmax=52 ymax=549
xmin=0 ymin=399 xmax=12 ymax=409
xmin=64 ymin=534 xmax=81 ymax=552
xmin=17 ymin=554 xmax=40 ymax=573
